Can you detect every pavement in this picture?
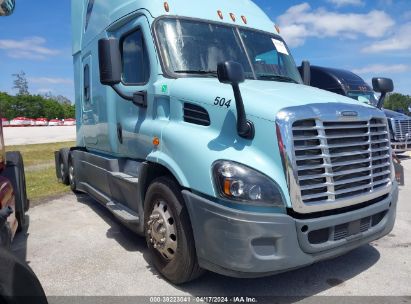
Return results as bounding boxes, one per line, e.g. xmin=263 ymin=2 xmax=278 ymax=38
xmin=3 ymin=126 xmax=76 ymax=145
xmin=11 ymin=154 xmax=411 ymax=300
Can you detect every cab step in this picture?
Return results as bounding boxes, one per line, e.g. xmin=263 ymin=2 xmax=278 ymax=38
xmin=80 ymin=182 xmax=140 ymax=224
xmin=106 ymin=201 xmax=140 ymax=224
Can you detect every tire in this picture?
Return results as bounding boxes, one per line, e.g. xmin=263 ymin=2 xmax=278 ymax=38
xmin=68 ymin=154 xmax=80 ymax=194
xmin=144 ymin=177 xmax=203 ymax=284
xmin=0 ymin=247 xmax=48 ymax=303
xmin=0 ymin=223 xmax=11 ymax=249
xmin=59 ymin=149 xmax=70 ymax=185
xmin=5 ymin=152 xmax=28 ymax=233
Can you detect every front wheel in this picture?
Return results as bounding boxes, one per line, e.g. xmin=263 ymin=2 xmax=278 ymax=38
xmin=144 ymin=177 xmax=203 ymax=284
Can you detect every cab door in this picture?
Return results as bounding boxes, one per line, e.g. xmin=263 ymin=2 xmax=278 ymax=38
xmin=110 ymin=15 xmax=157 ymax=159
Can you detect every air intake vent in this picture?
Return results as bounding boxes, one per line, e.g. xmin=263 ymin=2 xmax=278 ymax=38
xmin=183 ymin=103 xmax=210 ymax=126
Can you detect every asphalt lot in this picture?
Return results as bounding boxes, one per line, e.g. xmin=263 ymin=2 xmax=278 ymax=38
xmin=3 ymin=126 xmax=76 ymax=145
xmin=11 ymin=154 xmax=411 ymax=299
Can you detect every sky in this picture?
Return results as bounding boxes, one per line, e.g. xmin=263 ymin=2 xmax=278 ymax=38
xmin=0 ymin=0 xmax=410 ymax=102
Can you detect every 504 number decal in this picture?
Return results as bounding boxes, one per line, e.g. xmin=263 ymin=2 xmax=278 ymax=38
xmin=214 ymin=97 xmax=231 ymax=108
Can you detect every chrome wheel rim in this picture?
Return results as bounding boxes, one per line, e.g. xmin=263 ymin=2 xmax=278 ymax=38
xmin=60 ymin=161 xmax=65 ymax=178
xmin=147 ymin=200 xmax=177 ymax=261
xmin=69 ymin=164 xmax=74 ymax=186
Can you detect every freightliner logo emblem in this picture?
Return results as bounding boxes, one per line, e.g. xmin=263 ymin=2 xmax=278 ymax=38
xmin=339 ymin=111 xmax=359 ymax=117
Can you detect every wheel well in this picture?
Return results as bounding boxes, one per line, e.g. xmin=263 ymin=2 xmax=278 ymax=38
xmin=140 ymin=162 xmax=181 ymax=205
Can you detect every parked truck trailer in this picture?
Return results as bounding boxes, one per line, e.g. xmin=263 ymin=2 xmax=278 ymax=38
xmin=0 ymin=117 xmax=29 ymax=248
xmin=56 ymin=0 xmax=399 ymax=284
xmin=300 ymin=65 xmax=411 ymax=153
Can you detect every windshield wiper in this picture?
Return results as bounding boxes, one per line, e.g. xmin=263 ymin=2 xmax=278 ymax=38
xmin=174 ymin=70 xmax=218 ymax=77
xmin=257 ymin=74 xmax=299 ymax=84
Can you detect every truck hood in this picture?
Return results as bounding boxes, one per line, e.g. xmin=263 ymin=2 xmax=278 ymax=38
xmin=169 ymin=78 xmax=372 ymax=120
xmin=383 ymin=108 xmax=411 ymax=119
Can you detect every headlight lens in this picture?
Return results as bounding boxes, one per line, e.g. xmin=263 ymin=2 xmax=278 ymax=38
xmin=212 ymin=161 xmax=284 ymax=207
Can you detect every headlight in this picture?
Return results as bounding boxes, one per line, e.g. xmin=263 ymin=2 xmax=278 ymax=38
xmin=212 ymin=160 xmax=284 ymax=207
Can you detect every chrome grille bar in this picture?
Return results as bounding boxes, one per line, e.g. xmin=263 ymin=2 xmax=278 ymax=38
xmin=292 ymin=117 xmax=391 ymax=205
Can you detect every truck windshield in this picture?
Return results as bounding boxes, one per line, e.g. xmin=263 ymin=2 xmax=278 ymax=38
xmin=155 ymin=18 xmax=302 ymax=84
xmin=347 ymin=91 xmax=378 ymax=107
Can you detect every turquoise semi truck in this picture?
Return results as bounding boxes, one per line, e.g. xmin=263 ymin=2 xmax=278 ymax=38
xmin=56 ymin=0 xmax=398 ymax=284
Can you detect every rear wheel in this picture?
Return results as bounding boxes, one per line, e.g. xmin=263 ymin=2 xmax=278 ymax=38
xmin=68 ymin=155 xmax=80 ymax=193
xmin=144 ymin=177 xmax=203 ymax=284
xmin=58 ymin=149 xmax=70 ymax=185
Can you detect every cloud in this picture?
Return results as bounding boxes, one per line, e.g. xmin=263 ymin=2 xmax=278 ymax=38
xmin=403 ymin=11 xmax=411 ymax=20
xmin=363 ymin=23 xmax=411 ymax=53
xmin=277 ymin=3 xmax=395 ymax=47
xmin=378 ymin=0 xmax=393 ymax=6
xmin=36 ymin=88 xmax=55 ymax=94
xmin=29 ymin=77 xmax=73 ymax=85
xmin=327 ymin=0 xmax=364 ymax=7
xmin=352 ymin=64 xmax=410 ymax=74
xmin=0 ymin=37 xmax=60 ymax=60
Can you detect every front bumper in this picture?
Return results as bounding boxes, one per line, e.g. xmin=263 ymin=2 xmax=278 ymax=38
xmin=183 ymin=182 xmax=398 ymax=278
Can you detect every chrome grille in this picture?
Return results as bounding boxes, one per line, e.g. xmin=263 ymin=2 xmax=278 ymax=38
xmin=292 ymin=118 xmax=391 ymax=205
xmin=393 ymin=118 xmax=411 ymax=141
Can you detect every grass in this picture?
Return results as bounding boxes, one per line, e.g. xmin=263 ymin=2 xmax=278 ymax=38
xmin=6 ymin=142 xmax=76 ymax=203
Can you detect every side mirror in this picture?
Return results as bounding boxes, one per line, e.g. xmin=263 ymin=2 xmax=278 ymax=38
xmin=372 ymin=78 xmax=394 ymax=94
xmin=217 ymin=61 xmax=245 ymax=85
xmin=217 ymin=61 xmax=254 ymax=140
xmin=0 ymin=0 xmax=16 ymax=16
xmin=301 ymin=60 xmax=311 ymax=86
xmin=373 ymin=77 xmax=394 ymax=109
xmin=98 ymin=38 xmax=122 ymax=86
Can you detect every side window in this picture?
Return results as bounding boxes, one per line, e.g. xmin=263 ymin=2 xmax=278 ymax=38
xmin=121 ymin=29 xmax=150 ymax=85
xmin=84 ymin=64 xmax=90 ymax=104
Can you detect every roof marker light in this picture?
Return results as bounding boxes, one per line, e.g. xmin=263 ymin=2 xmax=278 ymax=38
xmin=229 ymin=13 xmax=236 ymax=22
xmin=217 ymin=10 xmax=224 ymax=20
xmin=164 ymin=2 xmax=169 ymax=12
xmin=275 ymin=24 xmax=281 ymax=34
xmin=241 ymin=15 xmax=247 ymax=24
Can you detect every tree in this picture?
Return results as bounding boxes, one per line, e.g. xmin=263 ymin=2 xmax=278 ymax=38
xmin=384 ymin=93 xmax=411 ymax=115
xmin=0 ymin=91 xmax=75 ymax=120
xmin=0 ymin=92 xmax=15 ymax=119
xmin=55 ymin=95 xmax=72 ymax=105
xmin=43 ymin=98 xmax=64 ymax=119
xmin=12 ymin=71 xmax=29 ymax=95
